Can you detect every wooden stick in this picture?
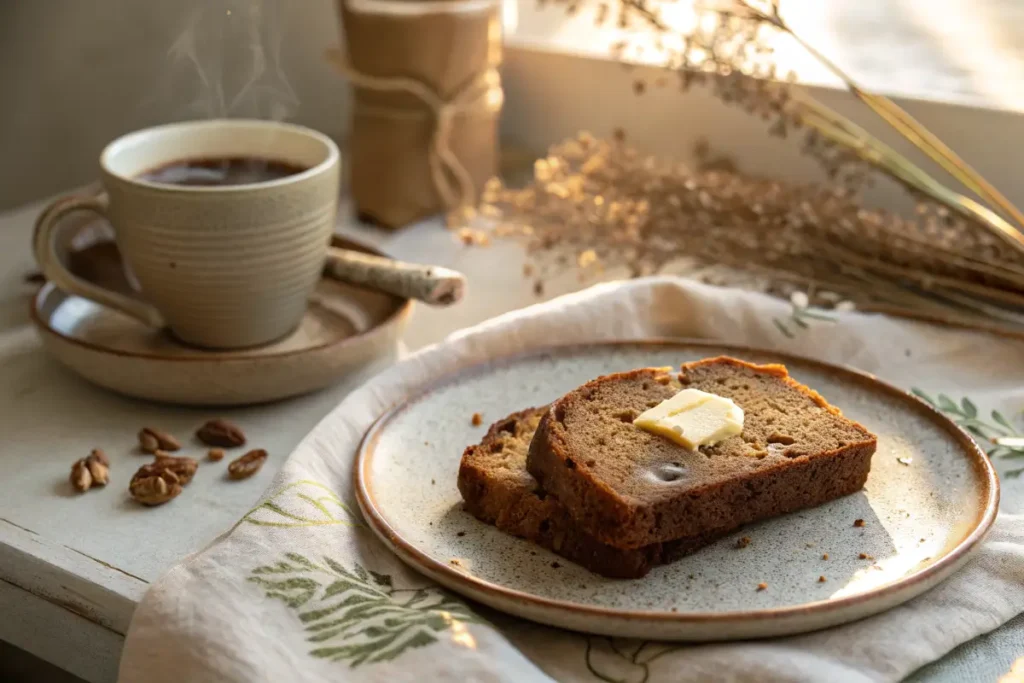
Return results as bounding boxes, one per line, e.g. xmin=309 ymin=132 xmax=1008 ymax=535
xmin=323 ymin=248 xmax=466 ymax=306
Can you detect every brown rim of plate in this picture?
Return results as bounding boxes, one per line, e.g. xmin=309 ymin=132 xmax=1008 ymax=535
xmin=28 ymin=236 xmax=414 ymax=362
xmin=355 ymin=338 xmax=999 ymax=624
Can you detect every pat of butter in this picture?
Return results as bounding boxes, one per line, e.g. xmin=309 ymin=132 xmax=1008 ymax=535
xmin=634 ymin=389 xmax=744 ymax=449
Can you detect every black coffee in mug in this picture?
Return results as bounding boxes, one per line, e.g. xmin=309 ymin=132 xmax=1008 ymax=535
xmin=138 ymin=156 xmax=308 ymax=186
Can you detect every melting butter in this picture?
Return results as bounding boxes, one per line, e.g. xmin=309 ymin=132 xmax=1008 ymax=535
xmin=634 ymin=388 xmax=744 ymax=449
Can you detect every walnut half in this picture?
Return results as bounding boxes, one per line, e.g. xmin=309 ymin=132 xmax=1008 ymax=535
xmin=138 ymin=427 xmax=181 ymax=454
xmin=196 ymin=419 xmax=246 ymax=448
xmin=227 ymin=449 xmax=267 ymax=480
xmin=129 ymin=468 xmax=182 ymax=506
xmin=149 ymin=454 xmax=198 ymax=485
xmin=129 ymin=455 xmax=197 ymax=506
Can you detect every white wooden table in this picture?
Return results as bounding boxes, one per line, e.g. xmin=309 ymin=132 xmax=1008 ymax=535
xmin=0 ymin=196 xmax=551 ymax=682
xmin=0 ymin=196 xmax=1019 ymax=682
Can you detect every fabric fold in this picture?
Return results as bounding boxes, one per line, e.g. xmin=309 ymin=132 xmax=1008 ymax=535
xmin=120 ymin=276 xmax=1024 ymax=683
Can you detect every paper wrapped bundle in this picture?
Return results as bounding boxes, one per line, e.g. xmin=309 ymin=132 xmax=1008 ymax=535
xmin=332 ymin=0 xmax=503 ymax=228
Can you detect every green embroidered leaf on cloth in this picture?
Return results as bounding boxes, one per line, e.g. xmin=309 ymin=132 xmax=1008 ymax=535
xmin=912 ymin=388 xmax=1024 ymax=477
xmin=241 ymin=480 xmax=363 ymax=529
xmin=772 ymin=303 xmax=837 ymax=338
xmin=249 ymin=554 xmax=483 ymax=667
xmin=583 ymin=636 xmax=685 ymax=683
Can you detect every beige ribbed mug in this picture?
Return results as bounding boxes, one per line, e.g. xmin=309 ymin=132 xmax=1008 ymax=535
xmin=33 ymin=119 xmax=341 ymax=349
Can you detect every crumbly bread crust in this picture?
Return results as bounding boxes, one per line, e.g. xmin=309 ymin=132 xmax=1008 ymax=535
xmin=527 ymin=357 xmax=877 ymax=549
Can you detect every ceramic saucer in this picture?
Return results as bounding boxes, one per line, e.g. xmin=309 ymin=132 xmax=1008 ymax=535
xmin=31 ymin=237 xmax=411 ymax=406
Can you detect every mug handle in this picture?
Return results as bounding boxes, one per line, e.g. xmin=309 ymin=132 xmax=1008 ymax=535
xmin=33 ymin=192 xmax=165 ymax=327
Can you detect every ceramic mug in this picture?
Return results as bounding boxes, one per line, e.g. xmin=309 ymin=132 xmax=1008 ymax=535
xmin=33 ymin=119 xmax=341 ymax=349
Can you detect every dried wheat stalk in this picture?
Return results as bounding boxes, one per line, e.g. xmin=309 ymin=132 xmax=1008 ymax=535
xmin=453 ymin=0 xmax=1024 ymax=335
xmin=475 ymin=133 xmax=1024 ymax=336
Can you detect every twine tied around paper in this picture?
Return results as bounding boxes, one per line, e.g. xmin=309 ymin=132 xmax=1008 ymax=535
xmin=327 ymin=49 xmax=500 ymax=211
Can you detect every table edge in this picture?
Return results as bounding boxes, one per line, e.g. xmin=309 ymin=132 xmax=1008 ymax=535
xmin=0 ymin=517 xmax=146 ymax=634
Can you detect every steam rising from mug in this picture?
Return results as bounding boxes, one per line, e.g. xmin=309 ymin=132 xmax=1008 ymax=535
xmin=167 ymin=0 xmax=299 ymax=122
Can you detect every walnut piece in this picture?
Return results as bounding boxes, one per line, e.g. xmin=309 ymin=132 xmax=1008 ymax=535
xmin=227 ymin=449 xmax=267 ymax=480
xmin=145 ymin=454 xmax=198 ymax=485
xmin=70 ymin=449 xmax=110 ymax=492
xmin=70 ymin=459 xmax=92 ymax=492
xmin=130 ymin=468 xmax=182 ymax=506
xmin=86 ymin=455 xmax=109 ymax=487
xmin=88 ymin=448 xmax=109 ymax=467
xmin=196 ymin=419 xmax=246 ymax=448
xmin=138 ymin=427 xmax=180 ymax=453
xmin=138 ymin=430 xmax=158 ymax=453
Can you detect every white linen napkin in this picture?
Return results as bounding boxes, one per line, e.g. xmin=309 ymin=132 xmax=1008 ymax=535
xmin=119 ymin=277 xmax=1024 ymax=683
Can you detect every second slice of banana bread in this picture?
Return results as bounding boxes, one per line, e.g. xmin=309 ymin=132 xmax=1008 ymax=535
xmin=527 ymin=357 xmax=877 ymax=549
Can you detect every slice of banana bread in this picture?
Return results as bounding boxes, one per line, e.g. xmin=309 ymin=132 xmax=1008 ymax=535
xmin=527 ymin=357 xmax=877 ymax=549
xmin=458 ymin=407 xmax=726 ymax=578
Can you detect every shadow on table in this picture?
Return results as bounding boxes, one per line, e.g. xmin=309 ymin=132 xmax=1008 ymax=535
xmin=0 ymin=641 xmax=85 ymax=683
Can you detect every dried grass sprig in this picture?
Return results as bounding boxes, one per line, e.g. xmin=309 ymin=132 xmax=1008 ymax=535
xmin=478 ymin=131 xmax=1024 ymax=337
xmin=621 ymin=0 xmax=1024 ymax=258
xmin=465 ymin=0 xmax=1024 ymax=336
xmin=747 ymin=2 xmax=1024 ymax=234
xmin=787 ymin=94 xmax=1019 ymax=244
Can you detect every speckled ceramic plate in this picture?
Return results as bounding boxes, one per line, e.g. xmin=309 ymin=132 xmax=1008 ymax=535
xmin=31 ymin=236 xmax=411 ymax=406
xmin=355 ymin=341 xmax=998 ymax=641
